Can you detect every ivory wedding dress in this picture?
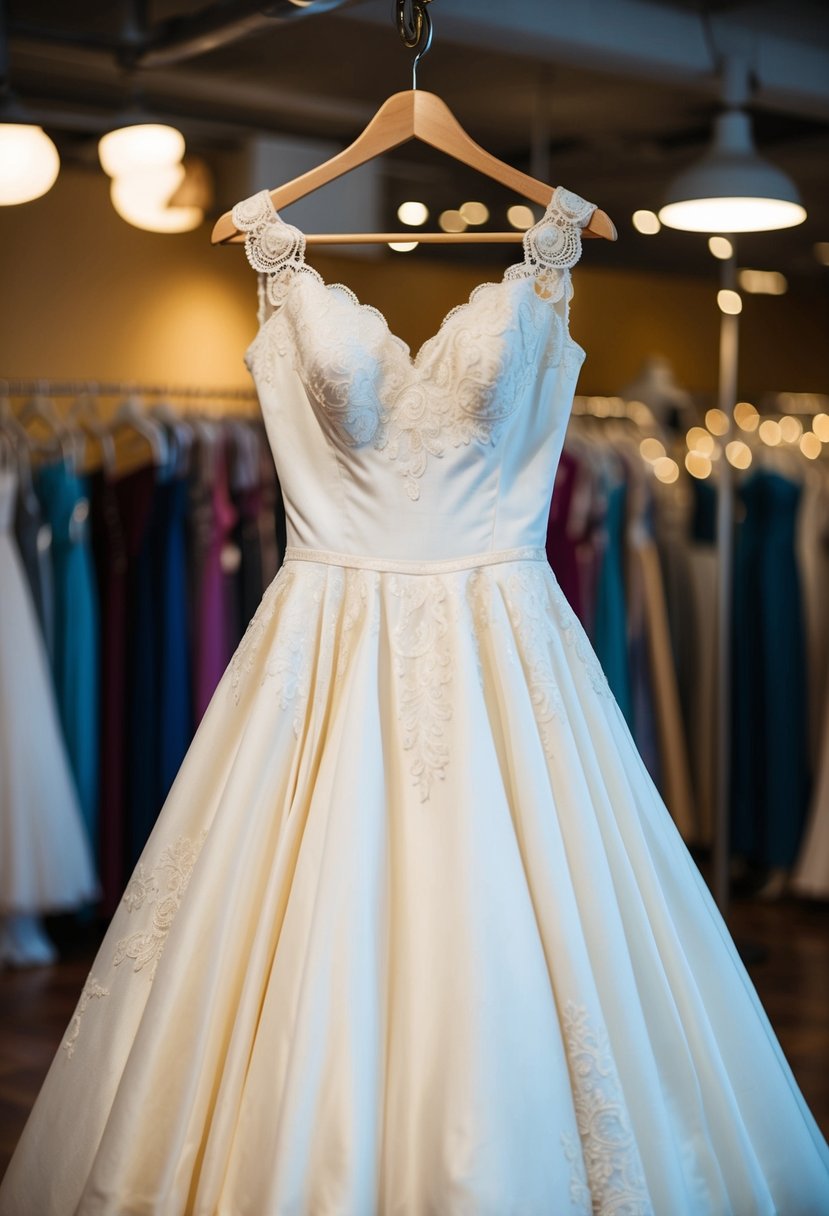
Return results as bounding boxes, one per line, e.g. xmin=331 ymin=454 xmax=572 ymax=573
xmin=2 ymin=187 xmax=828 ymax=1216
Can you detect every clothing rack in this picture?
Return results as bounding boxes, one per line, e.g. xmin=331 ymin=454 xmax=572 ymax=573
xmin=1 ymin=379 xmax=259 ymax=407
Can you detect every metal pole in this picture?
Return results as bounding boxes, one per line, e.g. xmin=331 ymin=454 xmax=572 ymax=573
xmin=713 ymin=240 xmax=738 ymax=916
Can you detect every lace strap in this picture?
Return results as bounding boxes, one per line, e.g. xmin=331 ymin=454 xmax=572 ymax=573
xmin=505 ymin=185 xmax=596 ymax=301
xmin=231 ymin=190 xmax=310 ymax=321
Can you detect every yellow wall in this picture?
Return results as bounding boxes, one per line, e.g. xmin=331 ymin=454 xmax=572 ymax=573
xmin=1 ymin=165 xmax=826 ymax=399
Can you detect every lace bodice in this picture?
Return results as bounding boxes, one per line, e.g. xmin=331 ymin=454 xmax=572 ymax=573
xmin=233 ymin=184 xmax=596 ymax=561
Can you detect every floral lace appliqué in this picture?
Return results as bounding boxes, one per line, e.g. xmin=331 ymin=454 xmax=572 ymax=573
xmin=63 ymin=974 xmax=109 ymax=1059
xmin=561 ymin=1001 xmax=652 ymax=1216
xmin=389 ymin=574 xmax=453 ymax=800
xmin=504 ymin=566 xmax=565 ymax=755
xmin=550 ymin=579 xmax=614 ymax=699
xmin=114 ymin=832 xmax=208 ymax=980
xmin=229 ymin=567 xmax=294 ymax=704
xmin=63 ymin=830 xmax=207 ymax=1058
xmin=336 ymin=568 xmax=380 ymax=685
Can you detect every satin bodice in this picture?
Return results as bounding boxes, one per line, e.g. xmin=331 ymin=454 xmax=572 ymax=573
xmin=233 ymin=185 xmax=596 ymax=562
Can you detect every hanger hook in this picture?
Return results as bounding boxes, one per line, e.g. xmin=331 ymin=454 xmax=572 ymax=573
xmin=395 ymin=0 xmax=433 ymax=89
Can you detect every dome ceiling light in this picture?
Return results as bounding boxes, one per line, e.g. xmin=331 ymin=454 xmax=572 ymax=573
xmin=0 ymin=123 xmax=60 ymax=205
xmin=659 ymin=57 xmax=806 ymax=234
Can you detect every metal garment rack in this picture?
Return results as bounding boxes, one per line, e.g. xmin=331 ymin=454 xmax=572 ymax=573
xmin=1 ymin=379 xmax=259 ymax=406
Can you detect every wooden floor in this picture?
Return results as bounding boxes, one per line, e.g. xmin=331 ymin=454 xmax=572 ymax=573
xmin=2 ymin=895 xmax=828 ymax=1178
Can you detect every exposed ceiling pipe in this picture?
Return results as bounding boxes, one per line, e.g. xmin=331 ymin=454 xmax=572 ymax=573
xmin=6 ymin=0 xmax=349 ymax=74
xmin=127 ymin=0 xmax=347 ymax=70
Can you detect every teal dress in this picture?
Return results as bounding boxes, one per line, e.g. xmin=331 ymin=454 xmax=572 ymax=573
xmin=36 ymin=461 xmax=100 ymax=860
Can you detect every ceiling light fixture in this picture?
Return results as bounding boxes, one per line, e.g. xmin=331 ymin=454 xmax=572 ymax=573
xmin=659 ymin=57 xmax=806 ymax=234
xmin=98 ymin=123 xmax=185 ymax=178
xmin=0 ymin=123 xmax=60 ymax=205
xmin=110 ymin=164 xmax=203 ymax=233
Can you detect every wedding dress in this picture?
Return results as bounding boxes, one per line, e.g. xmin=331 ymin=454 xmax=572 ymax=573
xmin=2 ymin=187 xmax=828 ymax=1216
xmin=0 ymin=466 xmax=99 ymax=965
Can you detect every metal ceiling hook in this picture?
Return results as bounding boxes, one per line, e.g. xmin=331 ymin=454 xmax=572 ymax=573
xmin=395 ymin=0 xmax=433 ymax=89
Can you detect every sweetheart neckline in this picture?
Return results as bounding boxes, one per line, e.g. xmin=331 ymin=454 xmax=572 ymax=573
xmin=243 ymin=187 xmax=591 ymax=374
xmin=246 ymin=262 xmax=587 ymax=378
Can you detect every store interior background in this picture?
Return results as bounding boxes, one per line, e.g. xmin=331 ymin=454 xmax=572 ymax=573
xmin=2 ymin=0 xmax=829 ymax=1165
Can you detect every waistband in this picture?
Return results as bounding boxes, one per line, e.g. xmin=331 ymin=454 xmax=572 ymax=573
xmin=282 ymin=545 xmax=548 ymax=574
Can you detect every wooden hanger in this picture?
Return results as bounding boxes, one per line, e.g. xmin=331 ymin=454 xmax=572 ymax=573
xmin=211 ymin=89 xmax=616 ymax=247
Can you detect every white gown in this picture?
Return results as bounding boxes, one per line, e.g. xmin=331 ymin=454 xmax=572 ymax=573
xmin=0 ymin=465 xmax=99 ymax=941
xmin=2 ymin=188 xmax=828 ymax=1216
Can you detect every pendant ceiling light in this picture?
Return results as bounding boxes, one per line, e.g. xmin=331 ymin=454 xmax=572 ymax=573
xmin=110 ymin=163 xmax=203 ymax=233
xmin=659 ymin=58 xmax=806 ymax=234
xmin=98 ymin=120 xmax=203 ymax=233
xmin=98 ymin=123 xmax=185 ymax=178
xmin=0 ymin=123 xmax=60 ymax=205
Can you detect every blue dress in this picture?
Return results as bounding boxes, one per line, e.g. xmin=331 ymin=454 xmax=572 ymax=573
xmin=36 ymin=460 xmax=99 ymax=860
xmin=593 ymin=472 xmax=633 ymax=728
xmin=731 ymin=467 xmax=811 ymax=868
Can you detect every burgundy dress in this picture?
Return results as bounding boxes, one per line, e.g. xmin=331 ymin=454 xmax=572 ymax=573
xmin=90 ymin=464 xmax=155 ymax=916
xmin=191 ymin=436 xmax=237 ymax=723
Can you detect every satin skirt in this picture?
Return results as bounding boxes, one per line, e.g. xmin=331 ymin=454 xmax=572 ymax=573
xmin=2 ymin=551 xmax=828 ymax=1215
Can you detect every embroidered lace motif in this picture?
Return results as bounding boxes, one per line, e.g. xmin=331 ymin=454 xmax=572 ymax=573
xmin=63 ymin=975 xmax=109 ymax=1059
xmin=561 ymin=1001 xmax=652 ymax=1216
xmin=63 ymin=831 xmax=207 ymax=1058
xmin=504 ymin=567 xmax=565 ymax=756
xmin=113 ymin=832 xmax=208 ymax=979
xmin=230 ymin=566 xmax=293 ymax=704
xmin=234 ymin=185 xmax=594 ymax=501
xmin=504 ymin=565 xmax=614 ymax=756
xmin=388 ymin=574 xmax=454 ymax=800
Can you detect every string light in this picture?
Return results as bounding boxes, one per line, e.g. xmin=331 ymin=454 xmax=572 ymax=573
xmin=709 ymin=236 xmax=734 ymax=259
xmin=686 ymin=452 xmax=712 ymax=479
xmin=705 ymin=407 xmax=729 ymax=435
xmin=734 ymin=401 xmax=759 ymax=431
xmin=459 ymin=201 xmax=489 ymax=225
xmin=687 ymin=426 xmax=714 ymax=455
xmin=639 ymin=437 xmax=666 ymax=464
xmin=397 ymin=201 xmax=429 ymax=226
xmin=632 ymin=210 xmax=661 ymax=235
xmin=653 ymin=457 xmax=679 ymax=483
xmin=717 ymin=289 xmax=742 ymax=315
xmin=726 ymin=440 xmax=752 ymax=468
xmin=800 ymin=432 xmax=822 ymax=460
xmin=812 ymin=413 xmax=829 ymax=442
xmin=759 ymin=420 xmax=782 ymax=445
xmin=779 ymin=415 xmax=803 ymax=444
xmin=507 ymin=204 xmax=535 ymax=230
xmin=438 ymin=208 xmax=467 ymax=233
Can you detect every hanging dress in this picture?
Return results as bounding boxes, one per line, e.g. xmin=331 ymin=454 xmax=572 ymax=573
xmin=1 ymin=187 xmax=828 ymax=1216
xmin=0 ymin=467 xmax=99 ymax=932
xmin=36 ymin=459 xmax=100 ymax=853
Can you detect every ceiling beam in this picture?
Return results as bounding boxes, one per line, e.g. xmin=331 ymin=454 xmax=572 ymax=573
xmin=344 ymin=0 xmax=829 ymax=121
